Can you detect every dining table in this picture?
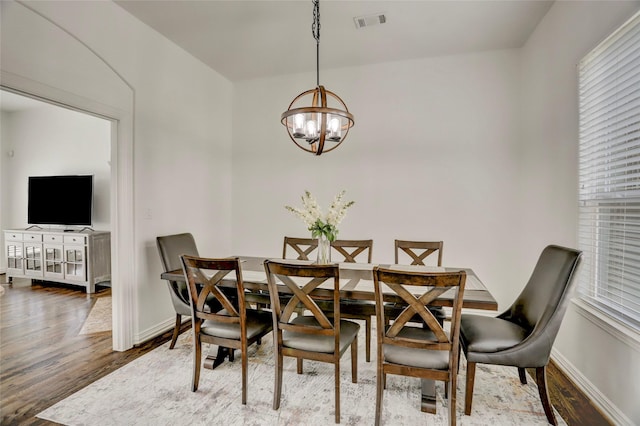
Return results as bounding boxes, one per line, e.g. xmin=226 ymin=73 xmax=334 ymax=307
xmin=161 ymin=255 xmax=498 ymax=414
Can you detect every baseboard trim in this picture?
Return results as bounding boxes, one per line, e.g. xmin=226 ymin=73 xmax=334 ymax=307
xmin=551 ymin=349 xmax=634 ymax=426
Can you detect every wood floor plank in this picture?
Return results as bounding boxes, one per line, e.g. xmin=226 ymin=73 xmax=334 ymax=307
xmin=0 ymin=275 xmax=611 ymax=425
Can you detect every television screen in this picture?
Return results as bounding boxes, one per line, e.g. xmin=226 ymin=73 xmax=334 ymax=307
xmin=28 ymin=175 xmax=93 ymax=226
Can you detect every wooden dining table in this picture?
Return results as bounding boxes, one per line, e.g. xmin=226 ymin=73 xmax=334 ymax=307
xmin=161 ymin=256 xmax=498 ymax=414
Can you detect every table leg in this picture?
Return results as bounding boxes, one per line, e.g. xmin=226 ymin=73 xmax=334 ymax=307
xmin=420 ymin=379 xmax=437 ymax=413
xmin=203 ymin=346 xmax=232 ymax=370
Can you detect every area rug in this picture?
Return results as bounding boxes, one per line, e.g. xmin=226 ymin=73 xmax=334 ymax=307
xmin=39 ymin=323 xmax=565 ymax=425
xmin=78 ymin=296 xmax=111 ymax=335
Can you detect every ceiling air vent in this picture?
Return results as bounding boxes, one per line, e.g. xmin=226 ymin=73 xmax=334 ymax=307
xmin=354 ymin=13 xmax=387 ymax=29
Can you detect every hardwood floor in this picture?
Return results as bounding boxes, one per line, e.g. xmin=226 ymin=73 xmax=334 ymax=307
xmin=1 ymin=275 xmax=611 ymax=425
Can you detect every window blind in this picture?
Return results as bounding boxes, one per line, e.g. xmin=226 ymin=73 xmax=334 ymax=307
xmin=578 ymin=11 xmax=640 ymax=330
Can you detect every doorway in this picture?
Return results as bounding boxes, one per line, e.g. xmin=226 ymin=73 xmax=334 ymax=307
xmin=0 ymin=88 xmax=113 ymax=327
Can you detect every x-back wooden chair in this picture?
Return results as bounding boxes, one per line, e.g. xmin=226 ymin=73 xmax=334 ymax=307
xmin=331 ymin=239 xmax=374 ymax=263
xmin=283 ymin=236 xmax=318 ymax=260
xmin=264 ymin=260 xmax=360 ymax=424
xmin=329 ymin=239 xmax=375 ymax=363
xmin=395 ymin=240 xmax=444 ymax=266
xmin=180 ymin=255 xmax=273 ymax=404
xmin=373 ymin=267 xmax=466 ymax=426
xmin=392 ymin=240 xmax=447 ymax=325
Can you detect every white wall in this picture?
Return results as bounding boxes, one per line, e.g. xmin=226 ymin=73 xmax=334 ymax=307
xmin=0 ymin=0 xmax=233 ymax=343
xmin=1 ymin=103 xmax=111 ymax=231
xmin=232 ymin=50 xmax=523 ymax=309
xmin=0 ymin=111 xmax=8 ymax=272
xmin=520 ymin=1 xmax=640 ymax=424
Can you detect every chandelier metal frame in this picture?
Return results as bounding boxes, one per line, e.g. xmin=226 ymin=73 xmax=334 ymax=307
xmin=280 ymin=0 xmax=355 ymax=156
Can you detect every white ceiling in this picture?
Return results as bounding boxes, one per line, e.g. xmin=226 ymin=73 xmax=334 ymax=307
xmin=115 ymin=0 xmax=554 ymax=82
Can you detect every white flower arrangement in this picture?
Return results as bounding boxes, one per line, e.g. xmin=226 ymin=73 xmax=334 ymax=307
xmin=285 ymin=190 xmax=355 ymax=242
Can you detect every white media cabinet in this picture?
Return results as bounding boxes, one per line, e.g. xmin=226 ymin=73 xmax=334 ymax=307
xmin=4 ymin=228 xmax=111 ymax=293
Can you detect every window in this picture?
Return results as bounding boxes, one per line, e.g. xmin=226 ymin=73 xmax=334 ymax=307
xmin=578 ymin=12 xmax=640 ymax=331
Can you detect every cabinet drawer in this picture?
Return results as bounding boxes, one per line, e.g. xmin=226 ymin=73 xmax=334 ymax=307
xmin=63 ymin=235 xmax=86 ymax=245
xmin=43 ymin=234 xmax=63 ymax=243
xmin=5 ymin=232 xmax=23 ymax=241
xmin=23 ymin=233 xmax=42 ymax=242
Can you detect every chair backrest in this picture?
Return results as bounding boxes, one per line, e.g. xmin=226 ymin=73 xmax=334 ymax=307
xmin=180 ymin=255 xmax=247 ymax=330
xmin=157 ymin=233 xmax=200 ymax=272
xmin=157 ymin=233 xmax=200 ymax=309
xmin=499 ymin=245 xmax=582 ymax=339
xmin=331 ymin=239 xmax=373 ymax=263
xmin=394 ymin=240 xmax=443 ymax=266
xmin=374 ymin=267 xmax=466 ymax=365
xmin=283 ymin=237 xmax=318 ymax=260
xmin=264 ymin=260 xmax=341 ymax=340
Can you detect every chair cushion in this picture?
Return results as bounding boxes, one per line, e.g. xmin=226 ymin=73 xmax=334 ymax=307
xmin=282 ymin=316 xmax=360 ymax=354
xmin=201 ymin=309 xmax=272 ymax=340
xmin=460 ymin=314 xmax=528 ymax=353
xmin=382 ymin=326 xmax=449 ymax=370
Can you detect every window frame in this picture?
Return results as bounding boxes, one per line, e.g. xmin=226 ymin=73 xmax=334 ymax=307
xmin=577 ymin=10 xmax=640 ymax=338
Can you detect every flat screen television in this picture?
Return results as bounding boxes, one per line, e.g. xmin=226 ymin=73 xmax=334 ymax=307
xmin=28 ymin=175 xmax=93 ymax=226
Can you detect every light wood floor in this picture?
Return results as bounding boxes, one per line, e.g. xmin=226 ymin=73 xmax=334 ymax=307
xmin=0 ymin=275 xmax=611 ymax=425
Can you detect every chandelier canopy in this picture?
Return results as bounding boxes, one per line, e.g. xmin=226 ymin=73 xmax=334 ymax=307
xmin=281 ymin=0 xmax=354 ymax=156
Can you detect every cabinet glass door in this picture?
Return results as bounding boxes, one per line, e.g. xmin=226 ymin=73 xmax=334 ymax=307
xmin=44 ymin=245 xmax=64 ymax=280
xmin=6 ymin=243 xmax=23 ymax=273
xmin=64 ymin=247 xmax=86 ymax=281
xmin=23 ymin=243 xmax=43 ymax=277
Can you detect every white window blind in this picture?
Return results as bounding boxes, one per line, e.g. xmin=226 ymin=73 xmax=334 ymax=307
xmin=578 ymin=11 xmax=640 ymax=330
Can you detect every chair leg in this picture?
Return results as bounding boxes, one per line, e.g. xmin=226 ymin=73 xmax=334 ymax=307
xmin=464 ymin=361 xmax=476 ymax=415
xmin=169 ymin=314 xmax=182 ymax=349
xmin=351 ymin=336 xmax=358 ymax=383
xmin=536 ymin=366 xmax=557 ymax=425
xmin=297 ymin=358 xmax=303 ymax=374
xmin=273 ymin=351 xmax=283 ymax=410
xmin=192 ymin=332 xmax=201 ymax=392
xmin=375 ymin=364 xmax=384 ymax=426
xmin=449 ymin=370 xmax=458 ymax=426
xmin=518 ymin=367 xmax=528 ymax=384
xmin=241 ymin=345 xmax=248 ymax=405
xmin=229 ymin=349 xmax=235 ymax=362
xmin=365 ymin=316 xmax=371 ymax=362
xmin=334 ymin=359 xmax=341 ymax=423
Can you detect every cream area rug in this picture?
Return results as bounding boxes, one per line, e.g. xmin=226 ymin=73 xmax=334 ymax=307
xmin=39 ymin=324 xmax=565 ymax=426
xmin=78 ymin=296 xmax=112 ymax=335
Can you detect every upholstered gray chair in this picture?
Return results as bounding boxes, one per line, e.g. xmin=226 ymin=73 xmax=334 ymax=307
xmin=460 ymin=245 xmax=582 ymax=425
xmin=156 ymin=233 xmax=204 ymax=348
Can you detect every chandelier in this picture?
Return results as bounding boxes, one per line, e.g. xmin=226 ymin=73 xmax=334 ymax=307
xmin=281 ymin=0 xmax=355 ymax=156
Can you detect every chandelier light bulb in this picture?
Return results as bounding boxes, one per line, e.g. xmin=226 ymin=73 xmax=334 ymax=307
xmin=328 ymin=117 xmax=341 ymax=141
xmin=306 ymin=119 xmax=318 ymax=139
xmin=293 ymin=113 xmax=306 ymax=138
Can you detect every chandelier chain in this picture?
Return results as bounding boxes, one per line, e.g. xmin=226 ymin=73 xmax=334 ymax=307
xmin=312 ymin=0 xmax=320 ymax=44
xmin=312 ymin=0 xmax=320 ymax=87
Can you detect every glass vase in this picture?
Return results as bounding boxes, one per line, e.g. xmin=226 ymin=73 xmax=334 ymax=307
xmin=316 ymin=234 xmax=331 ymax=264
